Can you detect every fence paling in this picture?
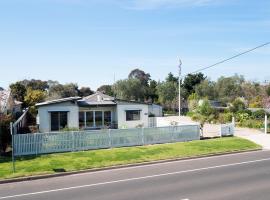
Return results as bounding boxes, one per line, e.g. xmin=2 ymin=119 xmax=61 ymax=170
xmin=14 ymin=125 xmax=200 ymax=156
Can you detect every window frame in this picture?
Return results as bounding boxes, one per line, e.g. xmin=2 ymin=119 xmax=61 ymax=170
xmin=126 ymin=110 xmax=141 ymax=121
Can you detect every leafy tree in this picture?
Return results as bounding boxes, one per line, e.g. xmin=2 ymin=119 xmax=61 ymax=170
xmin=166 ymin=72 xmax=178 ymax=83
xmin=195 ymin=79 xmax=217 ymax=100
xmin=24 ymin=89 xmax=47 ymax=107
xmin=188 ymin=93 xmax=199 ymax=111
xmin=215 ymin=74 xmax=245 ymax=102
xmin=156 ymin=81 xmax=178 ymax=109
xmin=249 ymin=96 xmax=263 ymax=108
xmin=230 ymin=98 xmax=246 ymax=113
xmin=197 ymin=99 xmax=214 ymax=116
xmin=182 ymin=73 xmax=206 ymax=98
xmin=266 ymin=86 xmax=270 ymax=96
xmin=241 ymin=81 xmax=262 ymax=102
xmin=147 ymin=80 xmax=159 ymax=103
xmin=263 ymin=97 xmax=270 ymax=109
xmin=128 ymin=68 xmax=151 ymax=86
xmin=20 ymin=79 xmax=49 ymax=91
xmin=48 ymin=83 xmax=79 ymax=99
xmin=78 ymin=87 xmax=94 ymax=97
xmin=114 ymin=79 xmax=146 ymax=101
xmin=97 ymin=85 xmax=114 ymax=96
xmin=10 ymin=82 xmax=27 ymax=102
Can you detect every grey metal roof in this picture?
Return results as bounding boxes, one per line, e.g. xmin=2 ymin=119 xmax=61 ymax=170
xmin=36 ymin=97 xmax=82 ymax=107
xmin=79 ymin=91 xmax=116 ymax=106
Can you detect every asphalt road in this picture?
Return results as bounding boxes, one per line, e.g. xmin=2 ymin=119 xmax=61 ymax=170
xmin=1 ymin=150 xmax=270 ymax=200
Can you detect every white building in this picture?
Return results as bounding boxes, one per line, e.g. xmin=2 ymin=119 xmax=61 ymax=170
xmin=36 ymin=92 xmax=163 ymax=132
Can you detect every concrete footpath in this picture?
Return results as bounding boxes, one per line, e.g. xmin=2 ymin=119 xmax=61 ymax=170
xmin=235 ymin=127 xmax=270 ymax=150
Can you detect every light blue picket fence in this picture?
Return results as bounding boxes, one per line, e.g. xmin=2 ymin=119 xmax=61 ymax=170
xmin=220 ymin=123 xmax=235 ymax=136
xmin=13 ymin=125 xmax=200 ymax=156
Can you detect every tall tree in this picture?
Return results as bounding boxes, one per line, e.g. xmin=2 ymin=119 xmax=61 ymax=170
xmin=165 ymin=72 xmax=178 ymax=83
xmin=48 ymin=83 xmax=79 ymax=99
xmin=9 ymin=82 xmax=27 ymax=102
xmin=78 ymin=87 xmax=94 ymax=97
xmin=156 ymin=81 xmax=178 ymax=110
xmin=215 ymin=74 xmax=245 ymax=102
xmin=114 ymin=79 xmax=145 ymax=101
xmin=20 ymin=79 xmax=49 ymax=91
xmin=147 ymin=80 xmax=159 ymax=103
xmin=128 ymin=68 xmax=151 ymax=86
xmin=182 ymin=73 xmax=206 ymax=98
xmin=195 ymin=79 xmax=217 ymax=100
xmin=97 ymin=85 xmax=114 ymax=96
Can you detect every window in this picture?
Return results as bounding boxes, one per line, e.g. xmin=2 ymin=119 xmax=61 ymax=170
xmin=79 ymin=112 xmax=85 ymax=128
xmin=126 ymin=110 xmax=140 ymax=121
xmin=51 ymin=112 xmax=68 ymax=131
xmin=95 ymin=111 xmax=103 ymax=127
xmin=104 ymin=111 xmax=112 ymax=126
xmin=79 ymin=110 xmax=112 ymax=128
xmin=86 ymin=112 xmax=94 ymax=127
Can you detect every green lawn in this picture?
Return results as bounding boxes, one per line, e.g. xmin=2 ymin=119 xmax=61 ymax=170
xmin=0 ymin=137 xmax=261 ymax=180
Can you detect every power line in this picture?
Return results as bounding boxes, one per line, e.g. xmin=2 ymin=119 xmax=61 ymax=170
xmin=184 ymin=42 xmax=270 ymax=76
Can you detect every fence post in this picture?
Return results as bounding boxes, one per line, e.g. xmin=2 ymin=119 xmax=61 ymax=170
xmin=232 ymin=116 xmax=235 ymax=127
xmin=10 ymin=122 xmax=15 ymax=173
xmin=265 ymin=114 xmax=268 ymax=135
xmin=141 ymin=128 xmax=145 ymax=146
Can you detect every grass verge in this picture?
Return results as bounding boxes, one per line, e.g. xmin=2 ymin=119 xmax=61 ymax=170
xmin=0 ymin=137 xmax=261 ymax=180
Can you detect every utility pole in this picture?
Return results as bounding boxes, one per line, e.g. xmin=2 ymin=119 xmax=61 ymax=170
xmin=178 ymin=59 xmax=182 ymax=117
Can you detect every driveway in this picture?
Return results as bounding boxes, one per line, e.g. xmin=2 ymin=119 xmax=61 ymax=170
xmin=235 ymin=127 xmax=270 ymax=150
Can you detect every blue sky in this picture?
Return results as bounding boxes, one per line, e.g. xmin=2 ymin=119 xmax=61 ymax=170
xmin=0 ymin=0 xmax=269 ymax=90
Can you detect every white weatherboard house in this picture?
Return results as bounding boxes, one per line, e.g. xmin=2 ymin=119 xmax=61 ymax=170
xmin=36 ymin=92 xmax=163 ymax=133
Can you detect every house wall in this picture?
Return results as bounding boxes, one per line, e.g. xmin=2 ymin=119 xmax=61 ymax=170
xmin=148 ymin=104 xmax=163 ymax=117
xmin=37 ymin=102 xmax=79 ymax=133
xmin=117 ymin=103 xmax=149 ymax=129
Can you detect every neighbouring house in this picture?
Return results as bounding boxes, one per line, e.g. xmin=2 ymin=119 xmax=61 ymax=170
xmin=0 ymin=90 xmax=23 ymax=116
xmin=36 ymin=92 xmax=163 ymax=132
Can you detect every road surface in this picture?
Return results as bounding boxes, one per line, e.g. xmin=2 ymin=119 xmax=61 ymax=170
xmin=1 ymin=150 xmax=270 ymax=200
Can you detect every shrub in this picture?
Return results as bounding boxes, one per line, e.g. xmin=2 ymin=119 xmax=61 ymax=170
xmin=230 ymin=98 xmax=246 ymax=113
xmin=252 ymin=109 xmax=266 ymax=119
xmin=218 ymin=112 xmax=233 ymax=124
xmin=238 ymin=119 xmax=264 ymax=129
xmin=236 ymin=112 xmax=250 ymax=123
xmin=0 ymin=114 xmax=13 ymax=154
xmin=197 ymin=99 xmax=214 ymax=116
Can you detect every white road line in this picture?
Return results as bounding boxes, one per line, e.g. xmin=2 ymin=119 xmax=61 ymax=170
xmin=70 ymin=149 xmax=270 ymax=177
xmin=1 ymin=157 xmax=270 ymax=199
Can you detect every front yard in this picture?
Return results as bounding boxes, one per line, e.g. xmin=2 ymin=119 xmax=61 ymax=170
xmin=0 ymin=137 xmax=261 ymax=180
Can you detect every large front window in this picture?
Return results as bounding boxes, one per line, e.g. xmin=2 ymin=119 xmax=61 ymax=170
xmin=51 ymin=112 xmax=68 ymax=131
xmin=79 ymin=111 xmax=112 ymax=128
xmin=86 ymin=112 xmax=94 ymax=127
xmin=126 ymin=110 xmax=141 ymax=121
